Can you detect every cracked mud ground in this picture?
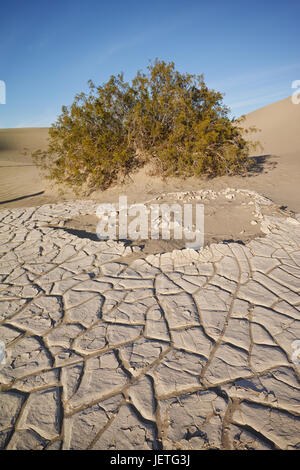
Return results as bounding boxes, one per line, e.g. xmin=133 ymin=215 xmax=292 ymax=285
xmin=0 ymin=190 xmax=300 ymax=450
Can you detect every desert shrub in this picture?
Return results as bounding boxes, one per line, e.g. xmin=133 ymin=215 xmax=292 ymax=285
xmin=32 ymin=59 xmax=257 ymax=191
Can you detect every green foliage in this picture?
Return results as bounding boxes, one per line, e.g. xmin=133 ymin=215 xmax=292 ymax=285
xmin=32 ymin=60 xmax=258 ymax=191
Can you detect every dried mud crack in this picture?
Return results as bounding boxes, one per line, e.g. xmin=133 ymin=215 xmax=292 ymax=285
xmin=0 ymin=189 xmax=300 ymax=450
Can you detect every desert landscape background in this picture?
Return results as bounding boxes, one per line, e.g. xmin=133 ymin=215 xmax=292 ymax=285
xmin=1 ymin=0 xmax=299 ymax=451
xmin=0 ymin=95 xmax=299 ymax=213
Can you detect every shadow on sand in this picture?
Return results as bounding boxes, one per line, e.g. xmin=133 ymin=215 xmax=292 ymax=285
xmin=48 ymin=226 xmax=135 ymax=245
xmin=245 ymin=154 xmax=278 ymax=176
xmin=0 ymin=191 xmax=45 ymax=205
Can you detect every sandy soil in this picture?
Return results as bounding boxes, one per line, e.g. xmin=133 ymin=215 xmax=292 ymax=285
xmin=0 ymin=127 xmax=72 ymax=207
xmin=1 ymin=100 xmax=300 ymax=450
xmin=1 ymin=199 xmax=300 ymax=450
xmin=61 ymin=189 xmax=287 ymax=253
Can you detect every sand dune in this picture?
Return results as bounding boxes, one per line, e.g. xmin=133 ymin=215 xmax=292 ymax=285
xmin=0 ymin=128 xmax=49 ymax=205
xmin=243 ymin=95 xmax=300 ymax=156
xmin=0 ymin=127 xmax=49 ymax=162
xmin=234 ymin=96 xmax=300 ymax=211
xmin=0 ymin=96 xmax=299 ymax=212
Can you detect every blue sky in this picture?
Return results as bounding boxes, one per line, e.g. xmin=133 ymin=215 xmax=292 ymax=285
xmin=0 ymin=0 xmax=299 ymax=128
